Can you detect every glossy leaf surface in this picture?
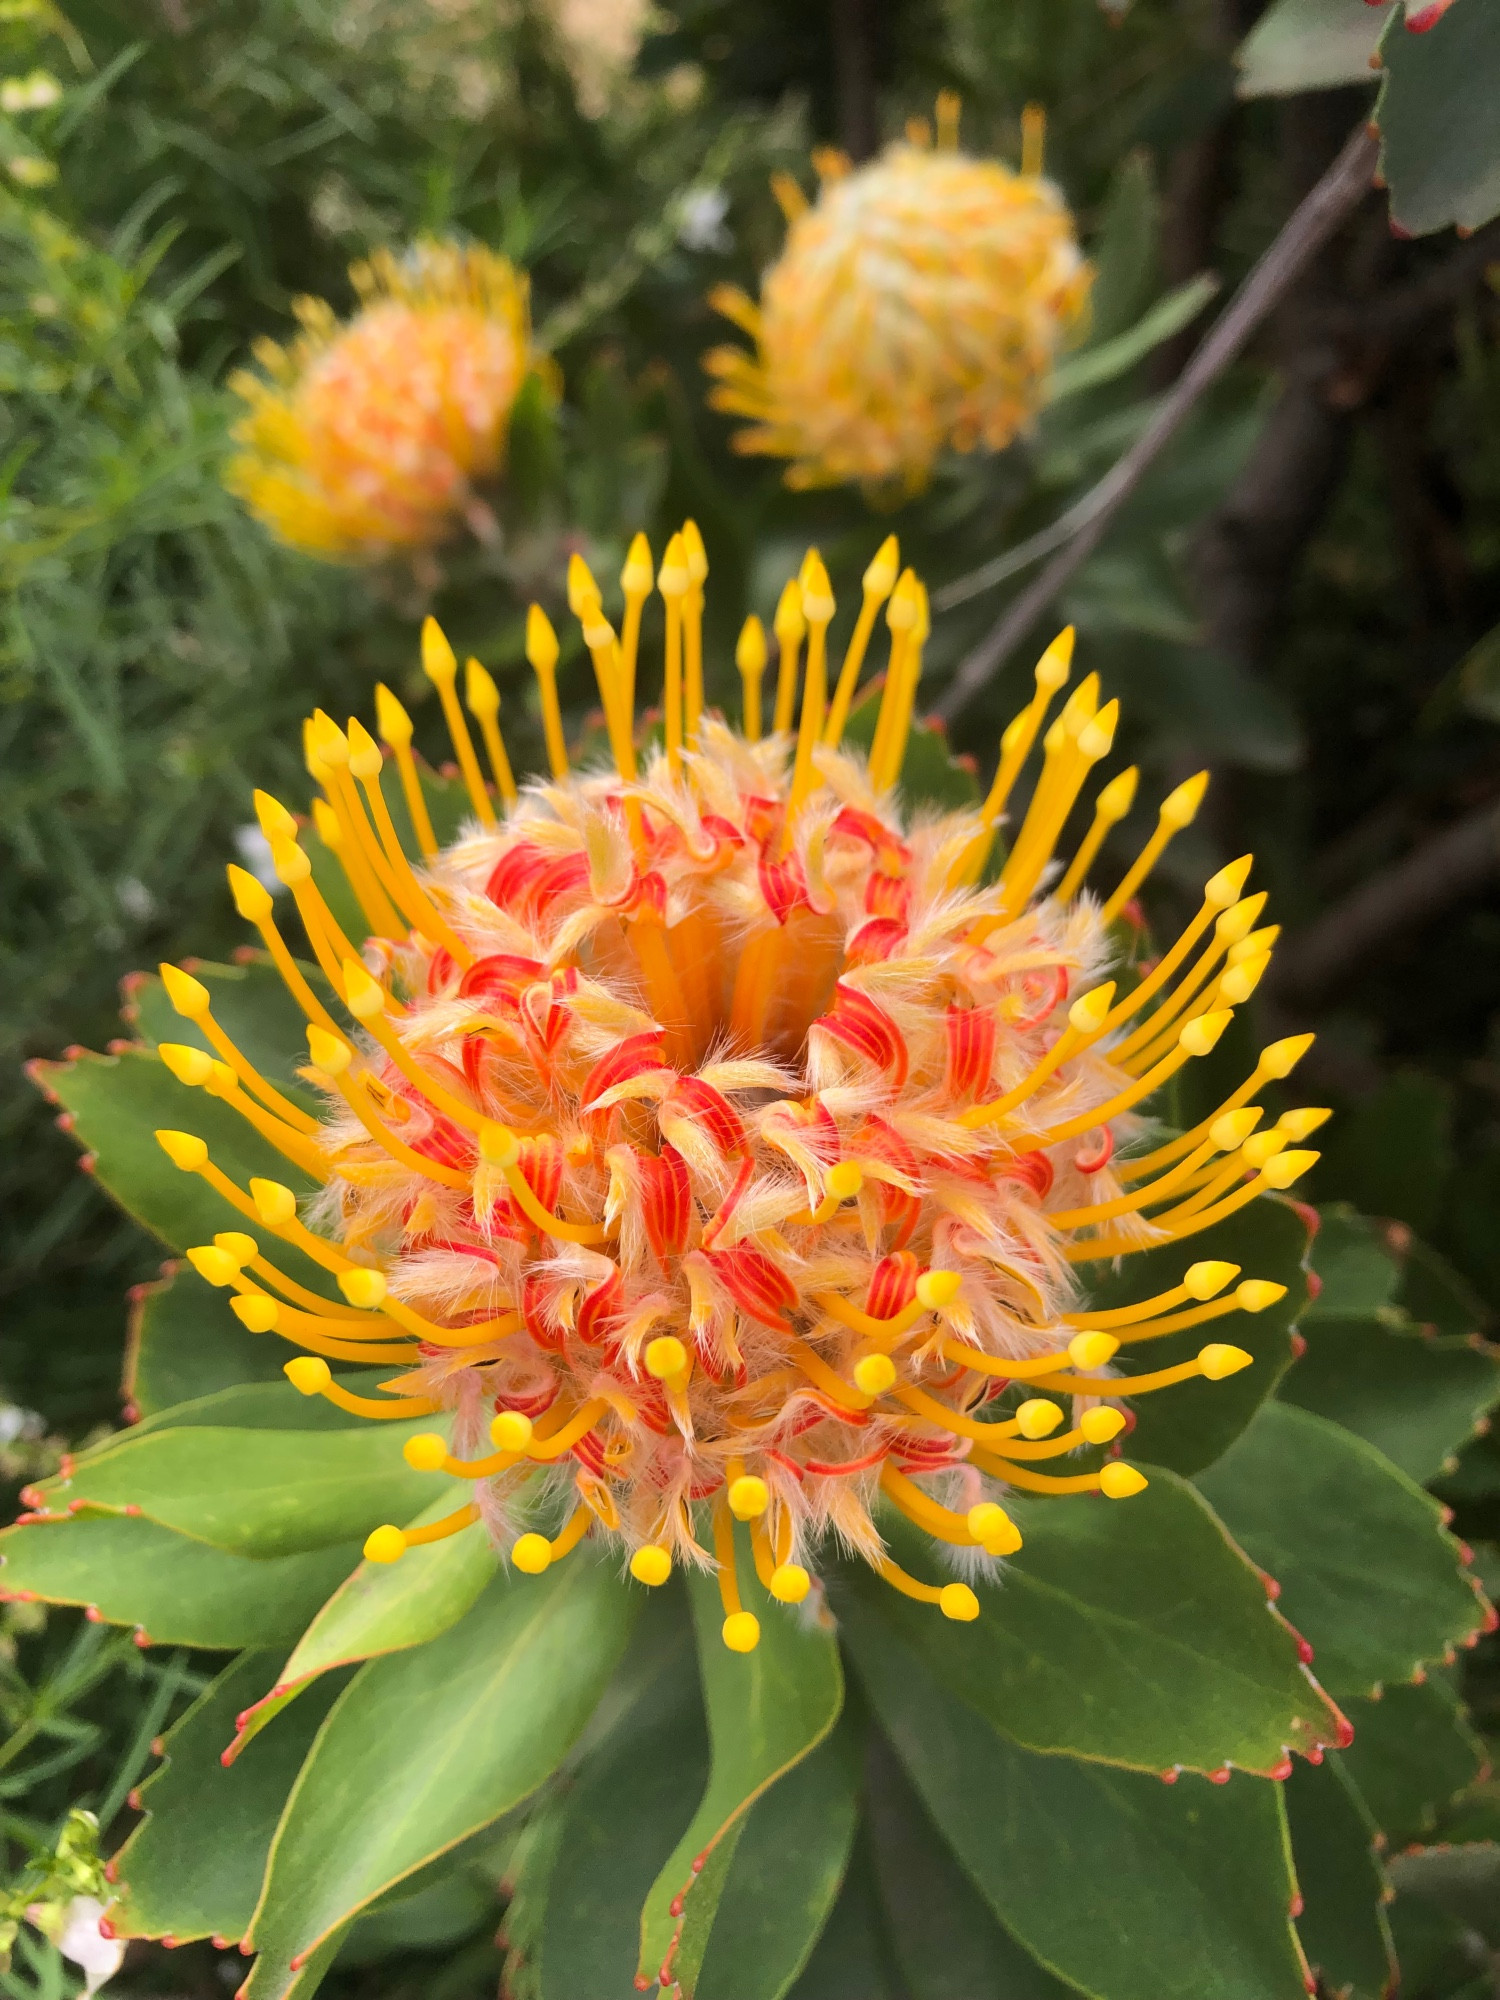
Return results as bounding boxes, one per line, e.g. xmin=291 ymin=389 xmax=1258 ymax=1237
xmin=851 ymin=1610 xmax=1310 ymax=2000
xmin=1195 ymin=1401 xmax=1487 ymax=1697
xmin=29 ymin=1421 xmax=444 ymax=1557
xmin=227 ymin=1485 xmax=499 ymax=1757
xmin=849 ymin=1477 xmax=1341 ymax=1775
xmin=0 ymin=1514 xmax=359 ymax=1649
xmin=244 ymin=1557 xmax=635 ymax=1989
xmin=1337 ymin=1678 xmax=1486 ymax=1846
xmin=125 ymin=1264 xmax=285 ymax=1417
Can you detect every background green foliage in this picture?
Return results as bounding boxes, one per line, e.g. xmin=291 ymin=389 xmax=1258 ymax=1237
xmin=3 ymin=0 xmax=1500 ymax=1994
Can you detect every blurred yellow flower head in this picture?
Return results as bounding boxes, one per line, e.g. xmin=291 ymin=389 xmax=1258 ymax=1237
xmin=227 ymin=239 xmax=530 ymax=561
xmin=706 ymin=98 xmax=1091 ymax=491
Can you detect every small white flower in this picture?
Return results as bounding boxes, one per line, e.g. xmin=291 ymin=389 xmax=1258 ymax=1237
xmin=24 ymin=1899 xmax=124 ymax=1998
xmin=678 ymin=186 xmax=732 ymax=254
xmin=1 ymin=71 xmax=62 ymax=113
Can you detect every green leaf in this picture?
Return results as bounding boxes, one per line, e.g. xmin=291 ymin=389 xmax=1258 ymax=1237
xmin=1079 ymin=150 xmax=1160 ymax=348
xmin=696 ymin=1720 xmax=861 ymax=2000
xmin=1376 ymin=0 xmax=1500 ymax=236
xmin=785 ymin=1831 xmax=912 ymax=2000
xmin=125 ymin=1264 xmax=287 ymax=1418
xmin=636 ymin=1544 xmax=844 ymax=1994
xmin=29 ymin=1421 xmax=447 ymax=1557
xmin=0 ymin=1515 xmax=359 ymax=1649
xmin=128 ymin=1381 xmax=394 ymax=1435
xmin=852 ymin=1611 xmax=1311 ymax=2000
xmin=1082 ymin=1194 xmax=1310 ymax=1476
xmin=1314 ymin=1074 xmax=1453 ymax=1237
xmin=30 ymin=1044 xmax=331 ymax=1293
xmin=129 ymin=956 xmax=323 ymax=1120
xmin=1195 ymin=1401 xmax=1487 ymax=1698
xmin=502 ymin=1590 xmax=706 ymax=2000
xmin=1307 ymin=1206 xmax=1402 ymax=1317
xmin=1284 ymin=1756 xmax=1396 ymax=2000
xmin=1278 ymin=1312 xmax=1500 ymax=1485
xmin=1385 ymin=1844 xmax=1500 ymax=1949
xmin=1235 ymin=0 xmax=1383 ymax=97
xmin=226 ymin=1485 xmax=500 ymax=1759
xmin=109 ymin=1651 xmax=348 ymax=1944
xmin=846 ymin=1476 xmax=1342 ymax=1777
xmin=865 ymin=1729 xmax=1082 ymax=2000
xmin=1049 ymin=277 xmax=1219 ymax=404
xmin=243 ymin=1556 xmax=637 ymax=1996
xmin=1337 ymin=1678 xmax=1486 ymax=1846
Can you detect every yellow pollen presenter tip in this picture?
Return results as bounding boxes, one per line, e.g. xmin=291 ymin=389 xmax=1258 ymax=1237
xmin=722 ymin=1611 xmax=761 ymax=1653
xmin=403 ymin=1433 xmax=450 ymax=1472
xmin=728 ymin=1476 xmax=770 ymax=1521
xmin=339 ymin=1267 xmax=388 ymax=1309
xmin=630 ymin=1546 xmax=673 ymax=1587
xmin=364 ymin=1526 xmax=407 ymax=1565
xmin=156 ymin=1130 xmax=208 ymax=1172
xmin=490 ymin=1410 xmax=534 ymax=1452
xmin=1199 ymin=1343 xmax=1253 ymax=1380
xmin=249 ymin=1178 xmax=297 ymax=1227
xmin=1236 ymin=1281 xmax=1286 ymax=1313
xmin=186 ymin=1245 xmax=240 ymax=1288
xmin=853 ymin=1352 xmax=897 ymax=1396
xmin=479 ymin=1121 xmax=522 ymax=1168
xmin=645 ymin=1336 xmax=689 ymax=1381
xmin=968 ymin=1503 xmax=1022 ymax=1555
xmin=939 ymin=1583 xmax=980 ymax=1622
xmin=285 ymin=1357 xmax=332 ymax=1395
xmin=512 ymin=1533 xmax=553 ymax=1575
xmin=1080 ymin=1407 xmax=1127 ymax=1445
xmin=230 ymin=1295 xmax=279 ymax=1333
xmin=915 ymin=1269 xmax=962 ymax=1311
xmin=216 ymin=1231 xmax=258 ymax=1264
xmin=770 ymin=1564 xmax=811 ymax=1604
xmin=160 ymin=1043 xmax=214 ymax=1088
xmin=1185 ymin=1261 xmax=1240 ymax=1301
xmin=1100 ymin=1463 xmax=1149 ymax=1500
xmin=160 ymin=964 xmax=210 ymax=1017
xmin=1016 ymin=1399 xmax=1064 ymax=1439
xmin=825 ymin=1160 xmax=863 ymax=1200
xmin=1068 ymin=1331 xmax=1120 ymax=1371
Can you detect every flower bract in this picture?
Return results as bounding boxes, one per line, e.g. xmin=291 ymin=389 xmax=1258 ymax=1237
xmin=226 ymin=239 xmax=531 ymax=560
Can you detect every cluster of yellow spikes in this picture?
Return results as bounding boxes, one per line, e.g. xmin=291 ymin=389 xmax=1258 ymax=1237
xmin=141 ymin=524 xmax=1327 ymax=1653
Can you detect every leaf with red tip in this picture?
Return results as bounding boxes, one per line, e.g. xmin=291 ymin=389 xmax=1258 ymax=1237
xmin=242 ymin=1557 xmax=635 ymax=1997
xmin=636 ymin=1559 xmax=843 ymax=1994
xmin=1195 ymin=1401 xmax=1489 ymax=1699
xmin=225 ymin=1486 xmax=499 ymax=1761
xmin=1283 ymin=1755 xmax=1396 ymax=2000
xmin=1375 ymin=0 xmax=1500 ymax=234
xmin=108 ymin=1651 xmax=349 ymax=1946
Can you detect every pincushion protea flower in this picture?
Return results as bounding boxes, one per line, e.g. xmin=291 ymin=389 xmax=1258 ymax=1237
xmin=226 ymin=239 xmax=530 ymax=560
xmin=138 ymin=525 xmax=1323 ymax=1654
xmin=705 ymin=96 xmax=1090 ymax=490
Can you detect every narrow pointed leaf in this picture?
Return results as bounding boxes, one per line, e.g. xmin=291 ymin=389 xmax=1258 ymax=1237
xmin=227 ymin=1485 xmax=499 ymax=1759
xmin=28 ymin=1421 xmax=445 ymax=1557
xmin=849 ymin=1474 xmax=1342 ymax=1776
xmin=0 ymin=1515 xmax=359 ymax=1649
xmin=503 ymin=1592 xmax=707 ymax=2000
xmin=109 ymin=1651 xmax=348 ymax=1944
xmin=1285 ymin=1756 xmax=1396 ymax=2000
xmin=850 ymin=1608 xmax=1311 ymax=2000
xmin=1195 ymin=1401 xmax=1489 ymax=1698
xmin=243 ymin=1556 xmax=635 ymax=1987
xmin=696 ymin=1718 xmax=861 ymax=2000
xmin=636 ymin=1547 xmax=843 ymax=1994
